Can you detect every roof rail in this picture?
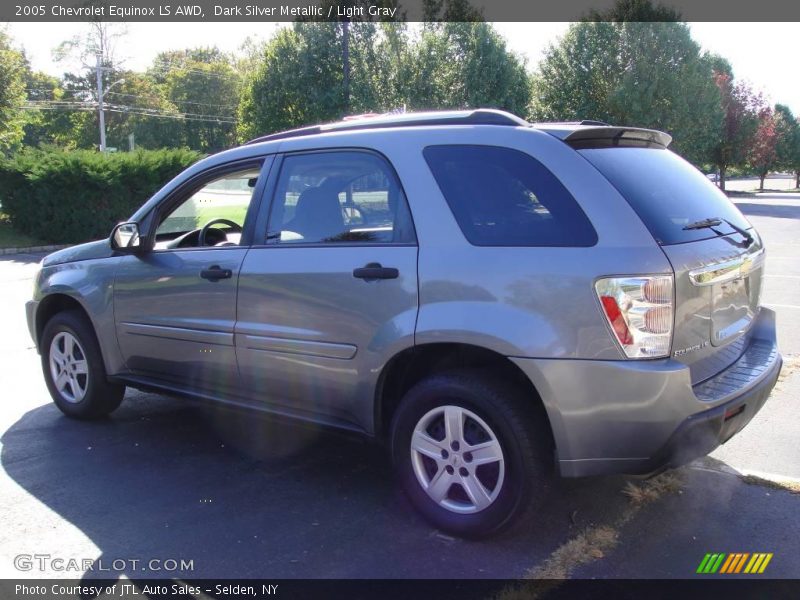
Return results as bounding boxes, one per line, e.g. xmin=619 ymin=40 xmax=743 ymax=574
xmin=245 ymin=109 xmax=530 ymax=145
xmin=579 ymin=119 xmax=610 ymax=126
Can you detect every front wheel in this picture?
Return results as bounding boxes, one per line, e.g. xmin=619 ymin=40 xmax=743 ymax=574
xmin=41 ymin=310 xmax=125 ymax=419
xmin=390 ymin=370 xmax=551 ymax=538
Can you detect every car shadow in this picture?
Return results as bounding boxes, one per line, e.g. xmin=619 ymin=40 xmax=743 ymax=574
xmin=1 ymin=390 xmax=638 ymax=583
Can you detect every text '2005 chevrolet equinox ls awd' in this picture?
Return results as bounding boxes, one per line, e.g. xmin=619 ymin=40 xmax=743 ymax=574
xmin=27 ymin=109 xmax=782 ymax=537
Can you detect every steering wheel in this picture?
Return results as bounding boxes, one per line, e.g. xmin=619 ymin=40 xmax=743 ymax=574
xmin=198 ymin=218 xmax=242 ymax=247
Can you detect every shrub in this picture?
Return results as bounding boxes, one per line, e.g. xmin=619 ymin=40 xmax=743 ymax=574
xmin=0 ymin=148 xmax=202 ymax=244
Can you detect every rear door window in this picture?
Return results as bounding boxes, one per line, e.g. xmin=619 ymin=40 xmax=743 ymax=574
xmin=580 ymin=147 xmax=752 ymax=246
xmin=423 ymin=145 xmax=597 ymax=247
xmin=266 ymin=151 xmax=415 ymax=245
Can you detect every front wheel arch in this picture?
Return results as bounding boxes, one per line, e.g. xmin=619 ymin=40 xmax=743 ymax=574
xmin=40 ymin=309 xmax=125 ymax=419
xmin=35 ymin=293 xmax=91 ymax=350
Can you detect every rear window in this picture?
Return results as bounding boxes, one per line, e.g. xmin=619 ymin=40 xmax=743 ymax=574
xmin=423 ymin=145 xmax=597 ymax=247
xmin=580 ymin=147 xmax=752 ymax=246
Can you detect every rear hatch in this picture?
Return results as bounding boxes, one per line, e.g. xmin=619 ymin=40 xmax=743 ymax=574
xmin=579 ymin=143 xmax=764 ymax=385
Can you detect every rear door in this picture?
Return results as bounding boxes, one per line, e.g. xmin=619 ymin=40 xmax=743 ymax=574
xmin=235 ymin=149 xmax=418 ymax=430
xmin=581 ymin=146 xmax=764 ymax=384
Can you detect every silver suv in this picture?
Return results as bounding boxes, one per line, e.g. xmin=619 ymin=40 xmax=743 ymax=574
xmin=26 ymin=110 xmax=782 ymax=537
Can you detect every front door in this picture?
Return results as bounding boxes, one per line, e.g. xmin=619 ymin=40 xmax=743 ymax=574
xmin=114 ymin=159 xmax=268 ymax=395
xmin=236 ymin=150 xmax=418 ymax=430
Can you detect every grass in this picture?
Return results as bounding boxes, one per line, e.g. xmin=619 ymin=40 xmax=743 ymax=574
xmin=494 ymin=471 xmax=684 ymax=599
xmin=524 ymin=525 xmax=619 ymax=581
xmin=0 ymin=212 xmax=46 ymax=249
xmin=622 ymin=472 xmax=683 ymax=505
xmin=740 ymin=474 xmax=800 ymax=495
xmin=774 ymin=354 xmax=799 ymax=393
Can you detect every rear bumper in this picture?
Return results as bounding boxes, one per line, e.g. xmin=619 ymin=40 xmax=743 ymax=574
xmin=639 ymin=349 xmax=780 ymax=475
xmin=511 ymin=307 xmax=781 ymax=478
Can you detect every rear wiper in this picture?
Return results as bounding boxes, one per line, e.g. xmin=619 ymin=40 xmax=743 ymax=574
xmin=683 ymin=217 xmax=722 ymax=231
xmin=682 ymin=217 xmax=753 ymax=247
xmin=723 ymin=219 xmax=754 ymax=247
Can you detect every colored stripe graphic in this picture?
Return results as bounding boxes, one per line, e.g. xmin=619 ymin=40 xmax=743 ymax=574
xmin=698 ymin=553 xmax=726 ymax=574
xmin=734 ymin=553 xmax=749 ymax=573
xmin=745 ymin=554 xmax=761 ymax=573
xmin=720 ymin=554 xmax=736 ymax=573
xmin=699 ymin=552 xmax=773 ymax=575
xmin=720 ymin=553 xmax=749 ymax=573
xmin=759 ymin=554 xmax=773 ymax=573
xmin=697 ymin=554 xmax=713 ymax=573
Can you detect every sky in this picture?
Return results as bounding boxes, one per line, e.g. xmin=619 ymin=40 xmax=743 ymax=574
xmin=4 ymin=21 xmax=800 ymax=114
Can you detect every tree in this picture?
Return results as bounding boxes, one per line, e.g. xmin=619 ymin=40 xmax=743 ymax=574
xmin=748 ymin=107 xmax=779 ymax=191
xmin=21 ymin=67 xmax=76 ymax=148
xmin=53 ymin=21 xmax=127 ymax=71
xmin=774 ymin=104 xmax=800 ymax=188
xmin=530 ymin=21 xmax=722 ymax=165
xmin=529 ymin=22 xmax=620 ymax=123
xmin=406 ymin=23 xmax=530 ymax=115
xmin=0 ymin=32 xmax=27 ymax=154
xmin=101 ymin=71 xmax=183 ymax=150
xmin=584 ymin=0 xmax=681 ymax=21
xmin=238 ymin=21 xmax=530 ymax=140
xmin=50 ymin=22 xmax=130 ymax=150
xmin=238 ymin=23 xmax=347 ymax=140
xmin=422 ymin=0 xmax=483 ymax=21
xmin=150 ymin=48 xmax=240 ymax=152
xmin=710 ymin=72 xmax=763 ymax=190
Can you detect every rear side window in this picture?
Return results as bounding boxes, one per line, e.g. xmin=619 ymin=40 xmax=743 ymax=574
xmin=580 ymin=147 xmax=752 ymax=246
xmin=423 ymin=145 xmax=597 ymax=247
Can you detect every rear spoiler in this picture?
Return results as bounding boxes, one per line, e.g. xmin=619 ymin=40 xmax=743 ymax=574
xmin=536 ymin=124 xmax=672 ymax=149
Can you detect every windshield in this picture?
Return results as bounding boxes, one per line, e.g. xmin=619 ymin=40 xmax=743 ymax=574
xmin=580 ymin=147 xmax=752 ymax=246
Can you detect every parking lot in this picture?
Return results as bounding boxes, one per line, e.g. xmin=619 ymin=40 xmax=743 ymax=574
xmin=0 ymin=190 xmax=798 ymax=581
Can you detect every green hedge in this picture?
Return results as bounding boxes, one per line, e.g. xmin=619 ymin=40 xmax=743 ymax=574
xmin=0 ymin=148 xmax=202 ymax=244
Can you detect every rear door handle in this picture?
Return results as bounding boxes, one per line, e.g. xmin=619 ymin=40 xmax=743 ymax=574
xmin=200 ymin=265 xmax=233 ymax=281
xmin=353 ymin=262 xmax=399 ymax=280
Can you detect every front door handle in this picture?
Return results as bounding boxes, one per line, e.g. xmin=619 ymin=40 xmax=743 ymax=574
xmin=353 ymin=262 xmax=399 ymax=280
xmin=200 ymin=265 xmax=233 ymax=281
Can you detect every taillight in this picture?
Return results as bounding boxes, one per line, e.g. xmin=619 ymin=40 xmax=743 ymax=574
xmin=595 ymin=275 xmax=674 ymax=358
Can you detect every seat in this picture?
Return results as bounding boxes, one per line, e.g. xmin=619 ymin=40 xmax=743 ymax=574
xmin=284 ymin=186 xmax=345 ymax=242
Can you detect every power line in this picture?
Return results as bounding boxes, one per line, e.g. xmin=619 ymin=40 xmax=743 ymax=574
xmin=148 ymin=60 xmax=241 ymax=82
xmin=105 ymin=91 xmax=237 ymax=110
xmin=106 ymin=107 xmax=237 ymax=124
xmin=21 ymin=101 xmax=237 ymax=124
xmin=26 ymin=88 xmax=238 ymax=111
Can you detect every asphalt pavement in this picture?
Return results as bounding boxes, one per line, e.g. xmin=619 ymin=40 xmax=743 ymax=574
xmin=0 ymin=190 xmax=797 ymax=582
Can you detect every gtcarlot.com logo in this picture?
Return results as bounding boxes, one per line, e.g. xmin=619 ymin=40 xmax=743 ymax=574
xmin=14 ymin=554 xmax=194 ymax=573
xmin=696 ymin=552 xmax=773 ymax=574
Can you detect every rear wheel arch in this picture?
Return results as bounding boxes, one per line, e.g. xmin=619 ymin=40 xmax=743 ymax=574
xmin=374 ymin=343 xmax=555 ymax=452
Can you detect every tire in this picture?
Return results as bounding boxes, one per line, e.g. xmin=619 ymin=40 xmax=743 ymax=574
xmin=40 ymin=310 xmax=125 ymax=419
xmin=390 ymin=370 xmax=551 ymax=538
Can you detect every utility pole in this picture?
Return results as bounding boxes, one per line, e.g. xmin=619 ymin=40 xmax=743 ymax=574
xmin=96 ymin=55 xmax=106 ymax=152
xmin=342 ymin=20 xmax=350 ymax=112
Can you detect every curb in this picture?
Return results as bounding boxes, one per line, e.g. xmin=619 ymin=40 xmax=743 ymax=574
xmin=0 ymin=244 xmax=69 ymax=256
xmin=689 ymin=459 xmax=800 ymax=488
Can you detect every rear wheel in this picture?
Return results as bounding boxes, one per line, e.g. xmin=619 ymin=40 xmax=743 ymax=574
xmin=390 ymin=370 xmax=551 ymax=537
xmin=41 ymin=310 xmax=125 ymax=419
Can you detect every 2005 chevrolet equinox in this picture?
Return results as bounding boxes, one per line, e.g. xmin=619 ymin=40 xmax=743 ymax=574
xmin=26 ymin=109 xmax=782 ymax=537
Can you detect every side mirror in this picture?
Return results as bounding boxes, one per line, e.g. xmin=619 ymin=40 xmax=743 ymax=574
xmin=110 ymin=222 xmax=145 ymax=253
